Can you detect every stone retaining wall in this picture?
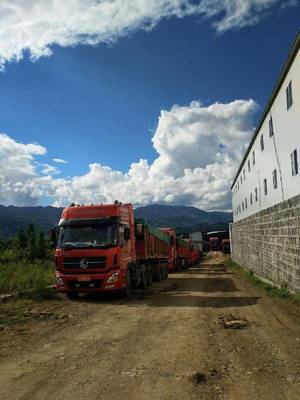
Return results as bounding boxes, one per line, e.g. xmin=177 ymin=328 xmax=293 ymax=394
xmin=230 ymin=194 xmax=300 ymax=292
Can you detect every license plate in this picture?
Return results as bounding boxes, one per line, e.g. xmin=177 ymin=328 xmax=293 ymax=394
xmin=78 ymin=276 xmax=90 ymax=282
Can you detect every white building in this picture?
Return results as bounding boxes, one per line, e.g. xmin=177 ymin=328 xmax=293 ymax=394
xmin=231 ymin=32 xmax=300 ymax=222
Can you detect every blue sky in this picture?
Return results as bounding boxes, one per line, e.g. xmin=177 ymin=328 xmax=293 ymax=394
xmin=0 ymin=1 xmax=299 ymax=209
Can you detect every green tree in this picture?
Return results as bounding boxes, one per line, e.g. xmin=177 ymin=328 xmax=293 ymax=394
xmin=36 ymin=231 xmax=47 ymax=259
xmin=26 ymin=224 xmax=37 ymax=261
xmin=16 ymin=230 xmax=27 ymax=249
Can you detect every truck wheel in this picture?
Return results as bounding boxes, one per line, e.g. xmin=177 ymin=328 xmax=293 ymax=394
xmin=165 ymin=266 xmax=169 ymax=279
xmin=156 ymin=267 xmax=162 ymax=282
xmin=67 ymin=292 xmax=79 ymax=301
xmin=147 ymin=268 xmax=152 ymax=286
xmin=140 ymin=269 xmax=148 ymax=289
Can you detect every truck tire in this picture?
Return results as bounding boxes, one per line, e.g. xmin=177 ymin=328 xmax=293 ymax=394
xmin=140 ymin=268 xmax=148 ymax=289
xmin=165 ymin=266 xmax=169 ymax=279
xmin=67 ymin=292 xmax=79 ymax=301
xmin=147 ymin=268 xmax=153 ymax=286
xmin=156 ymin=266 xmax=162 ymax=282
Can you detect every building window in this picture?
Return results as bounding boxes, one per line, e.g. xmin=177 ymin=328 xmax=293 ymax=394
xmin=269 ymin=117 xmax=274 ymax=137
xmin=260 ymin=135 xmax=264 ymax=151
xmin=243 ymin=169 xmax=246 ymax=180
xmin=250 ymin=192 xmax=253 ymax=205
xmin=291 ymin=149 xmax=298 ymax=176
xmin=248 ymin=160 xmax=250 ymax=172
xmin=286 ymin=81 xmax=293 ymax=110
xmin=272 ymin=169 xmax=278 ymax=189
xmin=245 ymin=198 xmax=247 ymax=209
xmin=242 ymin=201 xmax=244 ymax=211
xmin=263 ymin=178 xmax=267 ymax=195
xmin=252 ymin=150 xmax=255 ymax=165
xmin=255 ymin=188 xmax=258 ymax=201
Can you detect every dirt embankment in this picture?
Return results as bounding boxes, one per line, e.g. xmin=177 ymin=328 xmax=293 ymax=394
xmin=1 ymin=253 xmax=300 ymax=400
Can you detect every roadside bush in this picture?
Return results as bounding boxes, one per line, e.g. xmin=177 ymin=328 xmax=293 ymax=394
xmin=0 ymin=260 xmax=58 ymax=301
xmin=0 ymin=226 xmax=58 ymax=301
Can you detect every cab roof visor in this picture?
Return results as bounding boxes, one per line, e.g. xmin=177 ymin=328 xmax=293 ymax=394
xmin=59 ymin=217 xmax=119 ymax=226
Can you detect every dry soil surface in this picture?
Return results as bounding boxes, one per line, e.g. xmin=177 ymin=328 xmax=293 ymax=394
xmin=1 ymin=252 xmax=300 ymax=400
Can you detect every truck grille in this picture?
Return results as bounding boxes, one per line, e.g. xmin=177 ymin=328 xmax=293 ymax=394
xmin=67 ymin=279 xmax=103 ymax=289
xmin=63 ymin=256 xmax=107 ymax=270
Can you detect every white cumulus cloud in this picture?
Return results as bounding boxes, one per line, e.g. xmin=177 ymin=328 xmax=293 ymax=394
xmin=41 ymin=163 xmax=61 ymax=175
xmin=51 ymin=99 xmax=257 ymax=210
xmin=53 ymin=158 xmax=67 ymax=164
xmin=0 ymin=133 xmax=49 ymax=205
xmin=0 ymin=99 xmax=257 ymax=209
xmin=0 ymin=0 xmax=294 ymax=69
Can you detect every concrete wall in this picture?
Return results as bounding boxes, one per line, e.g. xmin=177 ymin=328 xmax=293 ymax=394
xmin=230 ymin=193 xmax=300 ymax=292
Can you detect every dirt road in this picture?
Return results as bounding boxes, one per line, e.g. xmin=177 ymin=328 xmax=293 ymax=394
xmin=1 ymin=253 xmax=300 ymax=400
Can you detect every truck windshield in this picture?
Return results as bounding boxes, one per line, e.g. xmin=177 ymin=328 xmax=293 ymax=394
xmin=58 ymin=224 xmax=117 ymax=249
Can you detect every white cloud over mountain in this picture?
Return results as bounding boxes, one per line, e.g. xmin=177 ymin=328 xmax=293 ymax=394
xmin=0 ymin=99 xmax=257 ymax=210
xmin=0 ymin=0 xmax=294 ymax=69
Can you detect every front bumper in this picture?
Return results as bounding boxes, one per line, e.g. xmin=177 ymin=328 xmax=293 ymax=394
xmin=55 ymin=270 xmax=126 ymax=293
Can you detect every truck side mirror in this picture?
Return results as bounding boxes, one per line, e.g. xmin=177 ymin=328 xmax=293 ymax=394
xmin=124 ymin=227 xmax=130 ymax=241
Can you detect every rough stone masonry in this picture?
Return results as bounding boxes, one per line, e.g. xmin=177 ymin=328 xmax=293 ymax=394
xmin=230 ymin=193 xmax=300 ymax=292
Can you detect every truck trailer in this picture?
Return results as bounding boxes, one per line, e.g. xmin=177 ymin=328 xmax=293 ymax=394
xmin=176 ymin=237 xmax=192 ymax=269
xmin=158 ymin=227 xmax=177 ymax=273
xmin=53 ymin=203 xmax=170 ymax=299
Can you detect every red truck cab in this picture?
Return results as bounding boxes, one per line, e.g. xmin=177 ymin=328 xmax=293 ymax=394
xmin=209 ymin=237 xmax=220 ymax=251
xmin=221 ymin=239 xmax=231 ymax=254
xmin=54 ymin=203 xmax=136 ymax=299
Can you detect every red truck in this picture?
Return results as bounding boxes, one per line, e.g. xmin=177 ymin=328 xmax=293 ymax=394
xmin=176 ymin=237 xmax=192 ymax=269
xmin=53 ymin=203 xmax=170 ymax=299
xmin=209 ymin=237 xmax=220 ymax=251
xmin=191 ymin=245 xmax=201 ymax=265
xmin=158 ymin=228 xmax=177 ymax=273
xmin=221 ymin=239 xmax=231 ymax=254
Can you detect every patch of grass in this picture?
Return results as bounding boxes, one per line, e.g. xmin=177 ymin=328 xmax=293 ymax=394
xmin=0 ymin=260 xmax=59 ymax=301
xmin=225 ymin=259 xmax=300 ymax=305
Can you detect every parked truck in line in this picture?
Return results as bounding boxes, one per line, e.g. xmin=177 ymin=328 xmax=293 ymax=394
xmin=53 ymin=203 xmax=170 ymax=299
xmin=209 ymin=236 xmax=220 ymax=251
xmin=221 ymin=239 xmax=231 ymax=254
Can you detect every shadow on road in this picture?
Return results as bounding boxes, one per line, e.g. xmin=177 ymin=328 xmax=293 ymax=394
xmin=129 ymin=293 xmax=261 ymax=308
xmin=159 ymin=277 xmax=239 ymax=292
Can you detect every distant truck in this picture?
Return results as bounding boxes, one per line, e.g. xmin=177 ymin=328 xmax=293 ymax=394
xmin=221 ymin=239 xmax=231 ymax=254
xmin=209 ymin=237 xmax=220 ymax=251
xmin=53 ymin=203 xmax=170 ymax=299
xmin=176 ymin=237 xmax=194 ymax=269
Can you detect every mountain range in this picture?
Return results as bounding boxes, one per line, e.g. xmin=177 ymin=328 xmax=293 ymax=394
xmin=0 ymin=204 xmax=232 ymax=238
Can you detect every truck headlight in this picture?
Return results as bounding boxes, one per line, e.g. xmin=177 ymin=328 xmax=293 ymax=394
xmin=56 ymin=276 xmax=64 ymax=286
xmin=107 ymin=272 xmax=120 ymax=283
